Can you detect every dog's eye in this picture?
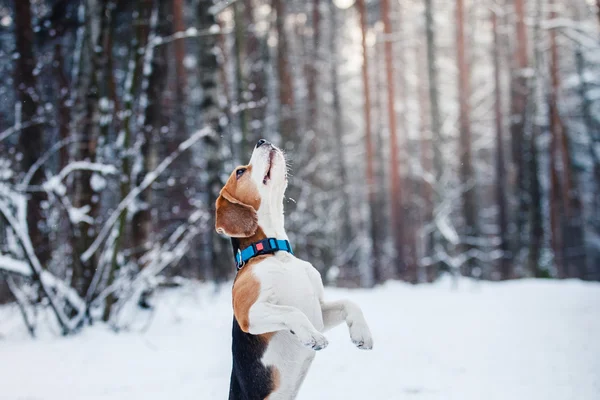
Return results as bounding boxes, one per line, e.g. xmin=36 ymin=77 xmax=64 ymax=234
xmin=236 ymin=168 xmax=246 ymax=179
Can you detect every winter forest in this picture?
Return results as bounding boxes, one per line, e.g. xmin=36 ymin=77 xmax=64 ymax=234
xmin=1 ymin=0 xmax=600 ymax=335
xmin=1 ymin=0 xmax=600 ymax=398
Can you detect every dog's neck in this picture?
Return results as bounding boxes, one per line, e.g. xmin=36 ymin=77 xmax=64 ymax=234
xmin=256 ymin=193 xmax=288 ymax=241
xmin=231 ymin=197 xmax=288 ymax=258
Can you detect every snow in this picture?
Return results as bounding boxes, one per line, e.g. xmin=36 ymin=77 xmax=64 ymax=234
xmin=67 ymin=205 xmax=94 ymax=225
xmin=0 ymin=278 xmax=599 ymax=400
xmin=90 ymin=173 xmax=107 ymax=192
xmin=183 ymin=55 xmax=197 ymax=69
xmin=0 ymin=254 xmax=31 ymax=276
xmin=185 ymin=27 xmax=198 ymax=36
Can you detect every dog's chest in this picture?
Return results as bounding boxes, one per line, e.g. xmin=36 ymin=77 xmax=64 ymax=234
xmin=255 ymin=255 xmax=324 ymax=329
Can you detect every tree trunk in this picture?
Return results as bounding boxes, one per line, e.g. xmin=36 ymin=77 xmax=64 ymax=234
xmin=70 ymin=0 xmax=113 ymax=300
xmin=491 ymin=8 xmax=510 ymax=280
xmin=306 ymin=0 xmax=320 ymax=140
xmin=424 ymin=0 xmax=443 ymax=193
xmin=131 ymin=0 xmax=169 ymax=272
xmin=172 ymin=0 xmax=187 ymax=101
xmin=416 ymin=30 xmax=434 ymax=283
xmin=381 ymin=0 xmax=404 ymax=278
xmin=14 ymin=0 xmax=50 ymax=269
xmin=329 ymin=0 xmax=356 ymax=283
xmin=424 ymin=0 xmax=444 ymax=279
xmin=172 ymin=0 xmax=189 ymax=150
xmin=53 ymin=44 xmax=70 ymax=170
xmin=396 ymin=2 xmax=417 ymax=283
xmin=575 ymin=45 xmax=600 ymax=280
xmin=233 ymin=1 xmax=248 ymax=160
xmin=527 ymin=0 xmax=544 ymax=279
xmin=357 ymin=0 xmax=381 ymax=284
xmin=528 ymin=124 xmax=543 ymax=278
xmin=198 ymin=0 xmax=230 ymax=282
xmin=272 ymin=0 xmax=295 ymax=148
xmin=548 ymin=0 xmax=587 ymax=279
xmin=509 ymin=0 xmax=530 ymax=265
xmin=242 ymin=0 xmax=267 ymax=152
xmin=104 ymin=0 xmax=152 ymax=320
xmin=456 ymin=0 xmax=477 ymax=277
xmin=549 ymin=143 xmax=565 ymax=278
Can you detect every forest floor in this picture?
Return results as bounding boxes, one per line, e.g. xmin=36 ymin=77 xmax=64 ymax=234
xmin=1 ymin=276 xmax=599 ymax=400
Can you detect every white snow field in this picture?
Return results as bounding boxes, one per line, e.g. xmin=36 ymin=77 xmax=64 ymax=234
xmin=1 ymin=277 xmax=599 ymax=400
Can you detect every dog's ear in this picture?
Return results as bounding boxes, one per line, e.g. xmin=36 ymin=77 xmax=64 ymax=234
xmin=215 ymin=193 xmax=258 ymax=238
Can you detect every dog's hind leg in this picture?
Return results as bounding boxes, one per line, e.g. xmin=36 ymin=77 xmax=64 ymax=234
xmin=320 ymin=300 xmax=374 ymax=350
xmin=247 ymin=303 xmax=329 ymax=351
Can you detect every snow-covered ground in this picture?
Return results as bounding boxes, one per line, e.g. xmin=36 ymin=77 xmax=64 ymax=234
xmin=1 ymin=277 xmax=599 ymax=400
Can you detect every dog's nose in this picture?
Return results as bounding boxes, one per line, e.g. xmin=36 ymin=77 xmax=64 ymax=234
xmin=256 ymin=139 xmax=269 ymax=148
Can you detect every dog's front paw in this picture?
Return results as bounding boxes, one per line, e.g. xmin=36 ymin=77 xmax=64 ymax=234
xmin=349 ymin=321 xmax=373 ymax=350
xmin=294 ymin=329 xmax=329 ymax=351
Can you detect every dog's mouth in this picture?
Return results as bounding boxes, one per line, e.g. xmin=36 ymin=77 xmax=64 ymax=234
xmin=263 ymin=150 xmax=275 ymax=185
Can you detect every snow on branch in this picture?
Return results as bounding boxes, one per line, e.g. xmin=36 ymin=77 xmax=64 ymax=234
xmin=43 ymin=161 xmax=117 ymax=195
xmin=4 ymin=274 xmax=37 ymax=337
xmin=19 ymin=135 xmax=83 ymax=190
xmin=148 ymin=25 xmax=231 ymax=50
xmin=540 ymin=18 xmax=599 ymax=49
xmin=0 ymin=254 xmax=32 ymax=277
xmin=0 ymin=118 xmax=46 ymax=142
xmin=81 ymin=127 xmax=213 ymax=263
xmin=0 ymin=194 xmax=84 ymax=333
xmin=108 ymin=209 xmax=209 ymax=329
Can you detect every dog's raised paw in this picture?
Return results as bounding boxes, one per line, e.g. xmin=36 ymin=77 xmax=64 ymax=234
xmin=350 ymin=322 xmax=373 ymax=350
xmin=299 ymin=331 xmax=329 ymax=351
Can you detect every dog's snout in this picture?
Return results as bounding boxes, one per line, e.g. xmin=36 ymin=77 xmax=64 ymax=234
xmin=256 ymin=139 xmax=269 ymax=148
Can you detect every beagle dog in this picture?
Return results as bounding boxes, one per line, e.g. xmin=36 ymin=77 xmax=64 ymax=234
xmin=215 ymin=139 xmax=373 ymax=400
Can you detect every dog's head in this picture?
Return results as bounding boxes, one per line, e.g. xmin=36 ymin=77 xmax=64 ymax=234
xmin=215 ymin=139 xmax=288 ymax=237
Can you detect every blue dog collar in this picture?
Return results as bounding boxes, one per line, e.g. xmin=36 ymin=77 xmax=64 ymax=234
xmin=236 ymin=238 xmax=293 ymax=269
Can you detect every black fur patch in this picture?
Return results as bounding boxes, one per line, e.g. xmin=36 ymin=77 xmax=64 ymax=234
xmin=229 ymin=317 xmax=276 ymax=400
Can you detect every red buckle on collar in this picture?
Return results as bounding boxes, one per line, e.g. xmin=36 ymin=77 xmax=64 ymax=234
xmin=255 ymin=242 xmax=264 ymax=251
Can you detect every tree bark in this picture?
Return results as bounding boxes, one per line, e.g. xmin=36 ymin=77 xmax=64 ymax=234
xmin=272 ymin=0 xmax=295 ymax=148
xmin=329 ymin=0 xmax=356 ymax=283
xmin=53 ymin=44 xmax=70 ymax=169
xmin=526 ymin=0 xmax=544 ymax=279
xmin=575 ymin=45 xmax=600 ymax=280
xmin=172 ymin=0 xmax=187 ymax=101
xmin=172 ymin=0 xmax=189 ymax=153
xmin=509 ymin=0 xmax=530 ymax=264
xmin=416 ymin=29 xmax=434 ymax=283
xmin=528 ymin=123 xmax=543 ymax=278
xmin=548 ymin=0 xmax=587 ymax=279
xmin=492 ymin=8 xmax=510 ymax=280
xmin=306 ymin=0 xmax=320 ymax=140
xmin=198 ymin=0 xmax=231 ymax=282
xmin=456 ymin=0 xmax=478 ymax=277
xmin=131 ymin=0 xmax=169 ymax=272
xmin=14 ymin=0 xmax=50 ymax=269
xmin=242 ymin=0 xmax=267 ymax=152
xmin=381 ymin=0 xmax=404 ymax=278
xmin=104 ymin=0 xmax=152 ymax=320
xmin=424 ymin=0 xmax=444 ymax=279
xmin=357 ymin=0 xmax=381 ymax=284
xmin=72 ymin=0 xmax=114 ymax=299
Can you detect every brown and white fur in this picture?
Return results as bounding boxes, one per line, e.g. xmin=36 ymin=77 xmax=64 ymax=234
xmin=215 ymin=140 xmax=373 ymax=400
